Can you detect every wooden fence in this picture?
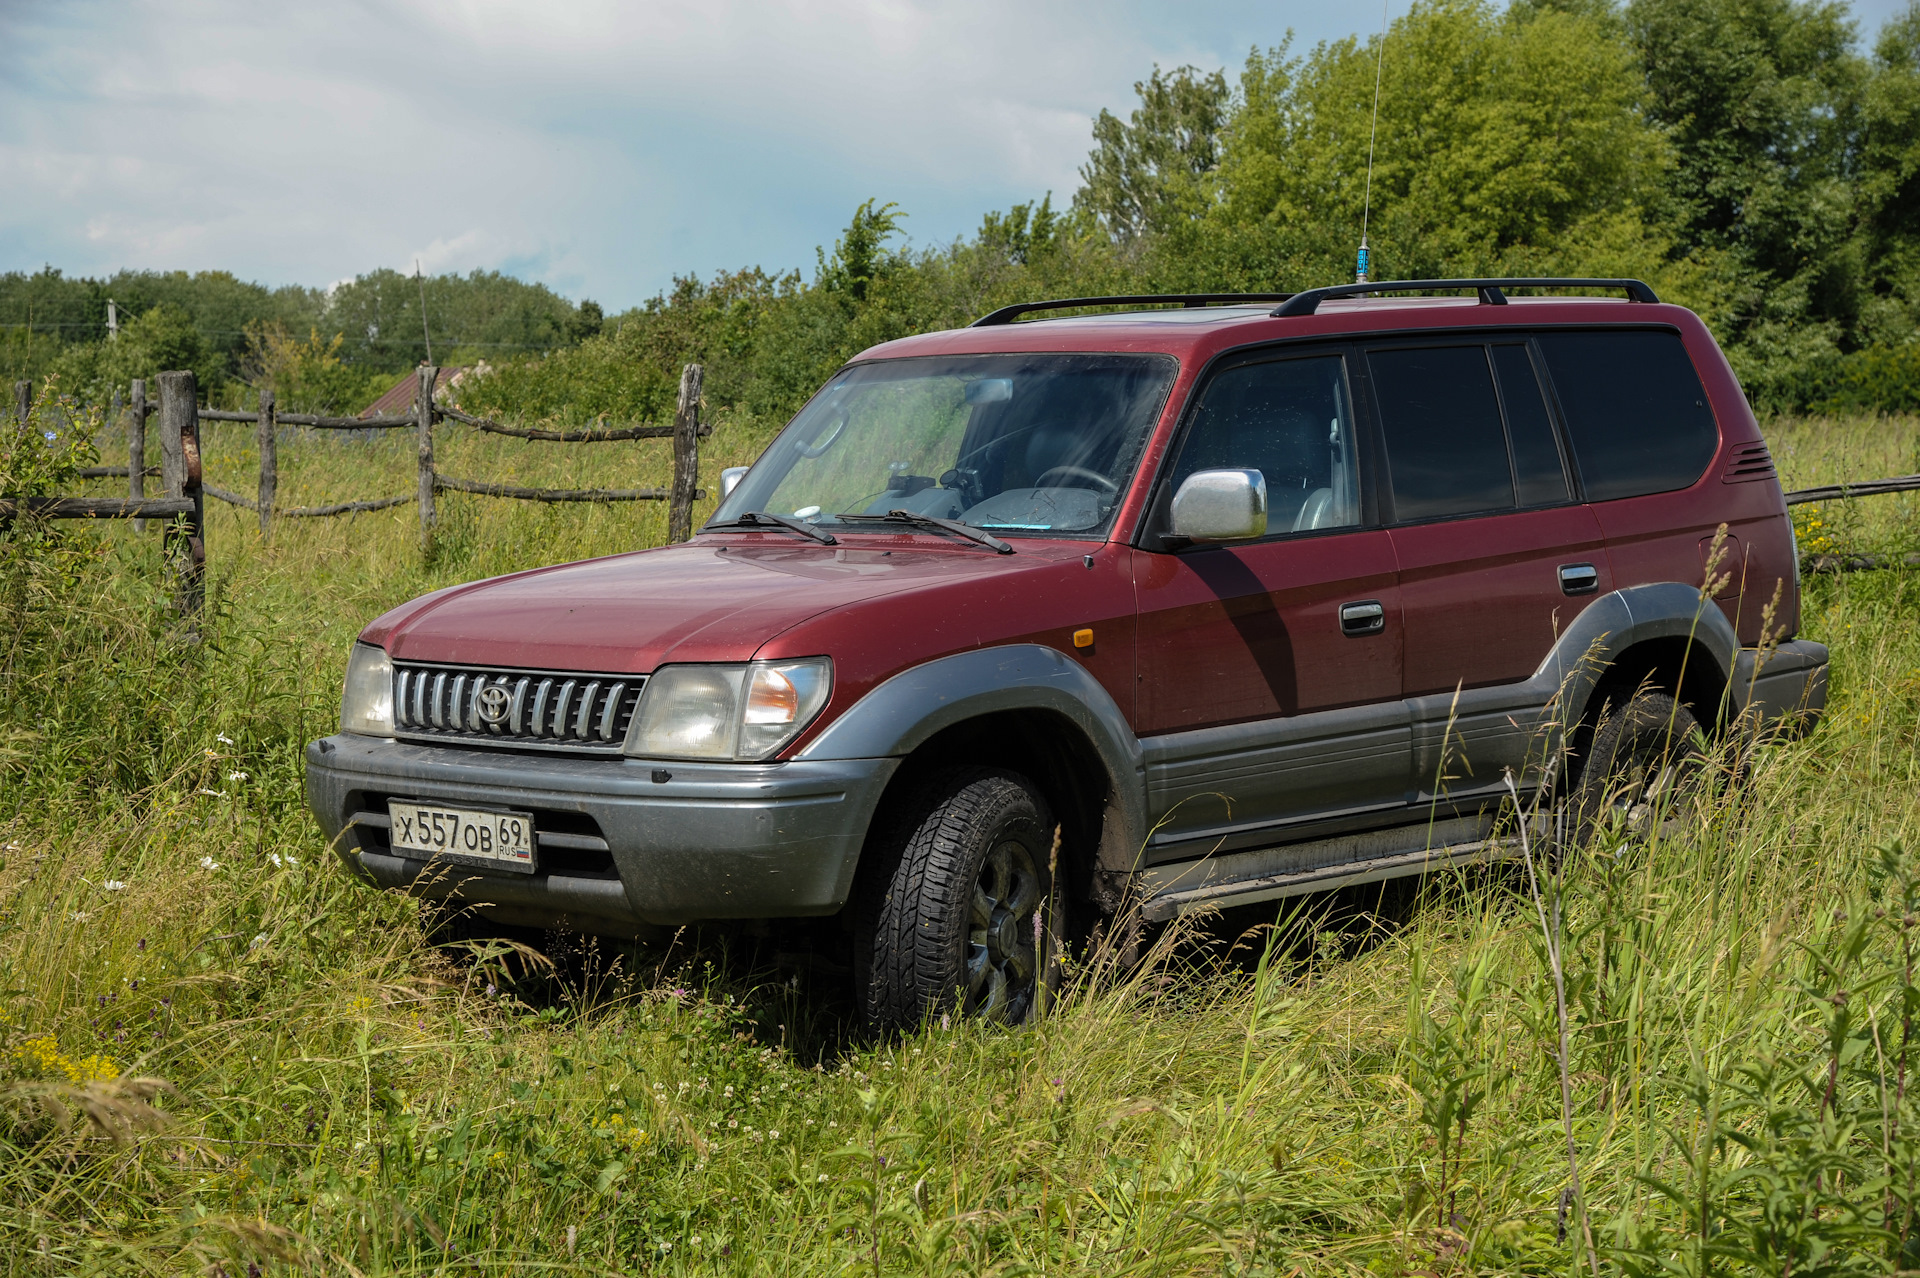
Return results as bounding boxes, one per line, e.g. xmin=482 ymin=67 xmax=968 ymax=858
xmin=5 ymin=364 xmax=707 ymax=616
xmin=12 ymin=366 xmax=1920 ymax=617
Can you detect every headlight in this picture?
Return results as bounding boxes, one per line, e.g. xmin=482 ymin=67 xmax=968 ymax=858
xmin=624 ymin=658 xmax=832 ymax=761
xmin=339 ymin=642 xmax=395 ymax=736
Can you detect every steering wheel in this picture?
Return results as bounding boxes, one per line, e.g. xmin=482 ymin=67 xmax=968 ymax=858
xmin=795 ymin=414 xmax=846 ymax=460
xmin=1035 ymin=465 xmax=1119 ymax=494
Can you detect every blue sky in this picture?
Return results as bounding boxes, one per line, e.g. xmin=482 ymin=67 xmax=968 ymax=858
xmin=1 ymin=0 xmax=1911 ymax=310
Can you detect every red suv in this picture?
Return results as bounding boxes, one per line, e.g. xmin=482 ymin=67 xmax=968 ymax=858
xmin=307 ymin=278 xmax=1827 ymax=1028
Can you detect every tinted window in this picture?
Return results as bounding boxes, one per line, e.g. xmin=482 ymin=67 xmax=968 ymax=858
xmin=1171 ymin=355 xmax=1361 ymax=533
xmin=1535 ymin=330 xmax=1718 ymax=501
xmin=1370 ymin=346 xmax=1514 ymax=521
xmin=1492 ymin=344 xmax=1569 ymax=506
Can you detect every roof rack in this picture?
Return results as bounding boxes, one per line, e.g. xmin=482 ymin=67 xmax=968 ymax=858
xmin=1272 ymin=277 xmax=1659 ymax=317
xmin=969 ymin=293 xmax=1296 ymax=327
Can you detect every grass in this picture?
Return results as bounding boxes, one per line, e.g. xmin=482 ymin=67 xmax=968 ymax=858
xmin=2 ymin=407 xmax=1920 ymax=1274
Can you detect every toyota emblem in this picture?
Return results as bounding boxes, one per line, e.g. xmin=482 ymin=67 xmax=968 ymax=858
xmin=475 ymin=684 xmax=512 ymax=724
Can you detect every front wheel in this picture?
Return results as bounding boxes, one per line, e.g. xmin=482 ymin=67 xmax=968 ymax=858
xmin=855 ymin=768 xmax=1054 ymax=1031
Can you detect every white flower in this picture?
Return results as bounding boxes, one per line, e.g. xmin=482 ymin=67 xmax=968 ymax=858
xmin=70 ymin=910 xmax=91 ymax=922
xmin=197 ymin=788 xmax=227 ymax=798
xmin=249 ymin=933 xmax=268 ymax=949
xmin=102 ymin=880 xmax=127 ymax=891
xmin=227 ymin=771 xmax=248 ymax=782
xmin=267 ymin=853 xmax=282 ymax=867
xmin=285 ymin=854 xmax=298 ymax=865
xmin=818 ymin=1173 xmax=829 ymax=1182
xmin=199 ymin=856 xmax=221 ymax=870
xmin=770 ymin=1130 xmax=779 ymax=1139
xmin=216 ymin=734 xmax=234 ymax=745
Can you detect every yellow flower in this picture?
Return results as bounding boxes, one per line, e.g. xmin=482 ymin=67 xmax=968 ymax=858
xmin=11 ymin=1034 xmax=119 ymax=1083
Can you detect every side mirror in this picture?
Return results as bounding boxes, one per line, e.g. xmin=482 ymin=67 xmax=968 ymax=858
xmin=1170 ymin=469 xmax=1267 ymax=542
xmin=720 ymin=466 xmax=749 ymax=499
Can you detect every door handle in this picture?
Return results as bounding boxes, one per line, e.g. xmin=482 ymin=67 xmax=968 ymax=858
xmin=1559 ymin=562 xmax=1599 ymax=596
xmin=1339 ymin=600 xmax=1385 ymax=636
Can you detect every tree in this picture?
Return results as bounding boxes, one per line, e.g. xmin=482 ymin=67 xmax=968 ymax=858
xmin=1075 ymin=66 xmax=1233 ymax=245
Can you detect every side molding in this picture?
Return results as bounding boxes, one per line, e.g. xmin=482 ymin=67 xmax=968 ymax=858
xmin=798 ymin=644 xmax=1147 ymax=856
xmin=1537 ymin=582 xmax=1738 ymax=724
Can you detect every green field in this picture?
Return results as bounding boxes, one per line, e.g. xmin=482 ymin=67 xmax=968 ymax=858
xmin=4 ymin=410 xmax=1920 ymax=1275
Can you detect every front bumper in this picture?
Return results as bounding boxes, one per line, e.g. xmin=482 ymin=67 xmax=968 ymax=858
xmin=305 ymin=734 xmax=898 ymax=932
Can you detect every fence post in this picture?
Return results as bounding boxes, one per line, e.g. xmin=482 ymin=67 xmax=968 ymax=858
xmin=668 ymin=363 xmax=703 ymax=542
xmin=157 ymin=370 xmax=204 ymax=621
xmin=256 ymin=389 xmax=276 ymax=539
xmin=416 ymin=365 xmax=438 ymax=553
xmin=12 ymin=380 xmax=28 ymax=433
xmin=129 ymin=379 xmax=148 ymax=533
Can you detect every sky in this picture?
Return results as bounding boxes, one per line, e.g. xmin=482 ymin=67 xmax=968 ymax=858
xmin=1 ymin=0 xmax=1913 ymax=310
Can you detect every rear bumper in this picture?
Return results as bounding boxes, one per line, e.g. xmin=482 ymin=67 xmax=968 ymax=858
xmin=304 ymin=734 xmax=897 ymax=932
xmin=1733 ymin=638 xmax=1829 ymax=732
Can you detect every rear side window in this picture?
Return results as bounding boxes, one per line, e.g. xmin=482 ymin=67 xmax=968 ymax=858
xmin=1369 ymin=346 xmax=1514 ymax=521
xmin=1535 ymin=330 xmax=1718 ymax=501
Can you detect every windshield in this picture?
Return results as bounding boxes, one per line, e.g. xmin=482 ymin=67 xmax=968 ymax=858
xmin=711 ymin=353 xmax=1178 ymax=540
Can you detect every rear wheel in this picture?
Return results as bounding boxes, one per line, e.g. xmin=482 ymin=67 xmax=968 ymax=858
xmin=1568 ymin=690 xmax=1708 ymax=845
xmin=855 ymin=768 xmax=1053 ymax=1031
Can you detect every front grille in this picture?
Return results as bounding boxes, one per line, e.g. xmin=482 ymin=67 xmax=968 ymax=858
xmin=393 ymin=662 xmax=646 ymax=753
xmin=1722 ymin=442 xmax=1777 ymax=484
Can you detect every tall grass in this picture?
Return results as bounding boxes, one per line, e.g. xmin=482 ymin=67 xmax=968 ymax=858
xmin=2 ymin=410 xmax=1919 ymax=1274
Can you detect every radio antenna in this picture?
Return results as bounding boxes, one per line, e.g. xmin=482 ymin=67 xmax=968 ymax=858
xmin=1357 ymin=0 xmax=1390 ymax=284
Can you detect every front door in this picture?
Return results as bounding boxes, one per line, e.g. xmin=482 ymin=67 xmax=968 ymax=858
xmin=1133 ymin=349 xmax=1408 ymax=863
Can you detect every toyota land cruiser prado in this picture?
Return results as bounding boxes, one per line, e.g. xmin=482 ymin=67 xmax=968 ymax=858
xmin=306 ymin=278 xmax=1829 ymax=1028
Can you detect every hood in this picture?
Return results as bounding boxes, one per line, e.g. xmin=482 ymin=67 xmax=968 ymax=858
xmin=363 ymin=535 xmax=1052 ymax=673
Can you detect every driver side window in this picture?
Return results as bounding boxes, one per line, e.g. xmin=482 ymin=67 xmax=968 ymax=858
xmin=1171 ymin=355 xmax=1360 ymax=534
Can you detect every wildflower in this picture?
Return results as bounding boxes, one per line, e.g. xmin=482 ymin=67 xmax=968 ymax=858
xmin=197 ymin=789 xmax=227 ymax=798
xmin=217 ymin=734 xmax=235 ymax=745
xmin=818 ymin=1173 xmax=829 ymax=1182
xmin=727 ymin=1118 xmax=737 ymax=1128
xmin=658 ymin=1242 xmax=671 ymax=1254
xmin=770 ymin=1129 xmax=779 ymax=1139
xmin=227 ymin=771 xmax=248 ymax=782
xmin=70 ymin=911 xmax=91 ymax=922
xmin=103 ymin=880 xmax=127 ymax=892
xmin=199 ymin=857 xmax=221 ymax=870
xmin=267 ymin=853 xmax=282 ymax=868
xmin=249 ymin=934 xmax=268 ymax=949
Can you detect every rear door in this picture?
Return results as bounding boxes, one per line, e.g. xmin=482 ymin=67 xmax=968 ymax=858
xmin=1133 ymin=347 xmax=1409 ymax=863
xmin=1367 ymin=338 xmax=1611 ymax=812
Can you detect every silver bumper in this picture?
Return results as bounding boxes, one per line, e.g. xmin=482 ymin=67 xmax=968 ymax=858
xmin=304 ymin=734 xmax=897 ymax=932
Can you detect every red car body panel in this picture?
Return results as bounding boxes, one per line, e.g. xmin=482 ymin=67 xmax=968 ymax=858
xmin=358 ymin=294 xmax=1794 ymax=760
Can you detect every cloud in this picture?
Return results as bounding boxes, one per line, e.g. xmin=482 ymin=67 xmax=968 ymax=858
xmin=0 ymin=0 xmax=1371 ymax=306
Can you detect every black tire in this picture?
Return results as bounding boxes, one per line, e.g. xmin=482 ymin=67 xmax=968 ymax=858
xmin=1568 ymin=690 xmax=1708 ymax=845
xmin=854 ymin=768 xmax=1054 ymax=1031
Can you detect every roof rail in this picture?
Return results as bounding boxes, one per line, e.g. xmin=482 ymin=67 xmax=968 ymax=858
xmin=970 ymin=293 xmax=1296 ymax=327
xmin=1272 ymin=277 xmax=1660 ymax=317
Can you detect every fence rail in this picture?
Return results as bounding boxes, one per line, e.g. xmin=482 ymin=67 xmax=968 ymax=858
xmin=1783 ymin=474 xmax=1920 ymax=505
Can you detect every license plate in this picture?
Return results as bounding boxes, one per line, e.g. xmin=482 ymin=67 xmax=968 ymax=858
xmin=388 ymin=800 xmax=537 ymax=874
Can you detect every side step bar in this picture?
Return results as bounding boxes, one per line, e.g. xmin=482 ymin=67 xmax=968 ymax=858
xmin=1139 ymin=822 xmax=1545 ymax=922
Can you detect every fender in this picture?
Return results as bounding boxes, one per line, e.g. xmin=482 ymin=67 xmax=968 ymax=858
xmin=1537 ymin=582 xmax=1738 ymax=725
xmin=798 ymin=644 xmax=1147 ymax=860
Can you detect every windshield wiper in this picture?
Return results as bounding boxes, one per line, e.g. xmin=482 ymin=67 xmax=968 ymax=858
xmin=841 ymin=510 xmax=1014 ymax=554
xmin=707 ymin=511 xmax=838 ymax=545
